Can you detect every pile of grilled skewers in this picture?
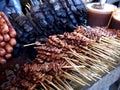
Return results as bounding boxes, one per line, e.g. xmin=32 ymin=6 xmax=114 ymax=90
xmin=28 ymin=0 xmax=87 ymax=33
xmin=2 ymin=26 xmax=120 ymax=90
xmin=9 ymin=0 xmax=87 ymax=57
xmin=0 ymin=12 xmax=17 ymax=64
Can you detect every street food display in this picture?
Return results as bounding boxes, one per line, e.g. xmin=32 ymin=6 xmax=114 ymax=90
xmin=1 ymin=25 xmax=120 ymax=89
xmin=0 ymin=0 xmax=120 ymax=90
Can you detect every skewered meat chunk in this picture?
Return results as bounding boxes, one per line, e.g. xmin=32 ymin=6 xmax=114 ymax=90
xmin=74 ymin=26 xmax=117 ymax=41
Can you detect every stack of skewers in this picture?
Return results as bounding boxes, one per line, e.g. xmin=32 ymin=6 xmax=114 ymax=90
xmin=2 ymin=25 xmax=120 ymax=90
xmin=9 ymin=0 xmax=87 ymax=57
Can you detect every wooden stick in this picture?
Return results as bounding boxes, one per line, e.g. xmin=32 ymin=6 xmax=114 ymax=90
xmin=69 ymin=49 xmax=109 ymax=70
xmin=70 ymin=73 xmax=90 ymax=86
xmin=53 ymin=79 xmax=66 ymax=90
xmin=24 ymin=43 xmax=36 ymax=47
xmin=45 ymin=79 xmax=61 ymax=90
xmin=63 ymin=57 xmax=92 ymax=81
xmin=30 ymin=0 xmax=34 ymax=6
xmin=63 ymin=79 xmax=74 ymax=90
xmin=90 ymin=46 xmax=116 ymax=61
xmin=62 ymin=72 xmax=86 ymax=86
xmin=78 ymin=49 xmax=109 ymax=67
xmin=92 ymin=53 xmax=117 ymax=65
xmin=87 ymin=69 xmax=102 ymax=79
xmin=56 ymin=77 xmax=73 ymax=90
xmin=26 ymin=4 xmax=30 ymax=10
xmin=63 ymin=57 xmax=103 ymax=81
xmin=40 ymin=82 xmax=48 ymax=90
xmin=44 ymin=83 xmax=54 ymax=90
xmin=76 ymin=68 xmax=97 ymax=81
xmin=24 ymin=42 xmax=44 ymax=47
xmin=30 ymin=84 xmax=36 ymax=90
xmin=27 ymin=3 xmax=31 ymax=8
xmin=62 ymin=65 xmax=85 ymax=69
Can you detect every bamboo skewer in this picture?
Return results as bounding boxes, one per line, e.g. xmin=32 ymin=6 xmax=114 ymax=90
xmin=69 ymin=49 xmax=111 ymax=69
xmin=30 ymin=0 xmax=34 ymax=6
xmin=66 ymin=43 xmax=112 ymax=74
xmin=92 ymin=44 xmax=119 ymax=56
xmin=63 ymin=56 xmax=106 ymax=77
xmin=53 ymin=80 xmax=66 ymax=90
xmin=77 ymin=50 xmax=116 ymax=68
xmin=62 ymin=72 xmax=86 ymax=86
xmin=56 ymin=77 xmax=73 ymax=90
xmin=44 ymin=83 xmax=54 ymax=90
xmin=64 ymin=51 xmax=109 ymax=71
xmin=63 ymin=57 xmax=93 ymax=81
xmin=79 ymin=45 xmax=118 ymax=65
xmin=30 ymin=84 xmax=37 ymax=90
xmin=24 ymin=43 xmax=37 ymax=47
xmin=76 ymin=68 xmax=98 ymax=81
xmin=26 ymin=4 xmax=30 ymax=10
xmin=40 ymin=82 xmax=48 ymax=90
xmin=89 ymin=46 xmax=116 ymax=61
xmin=70 ymin=73 xmax=91 ymax=85
xmin=24 ymin=42 xmax=45 ymax=47
xmin=88 ymin=71 xmax=101 ymax=80
xmin=102 ymin=37 xmax=120 ymax=47
xmin=87 ymin=50 xmax=117 ymax=65
xmin=63 ymin=79 xmax=74 ymax=90
xmin=62 ymin=65 xmax=85 ymax=69
xmin=45 ymin=79 xmax=61 ymax=90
